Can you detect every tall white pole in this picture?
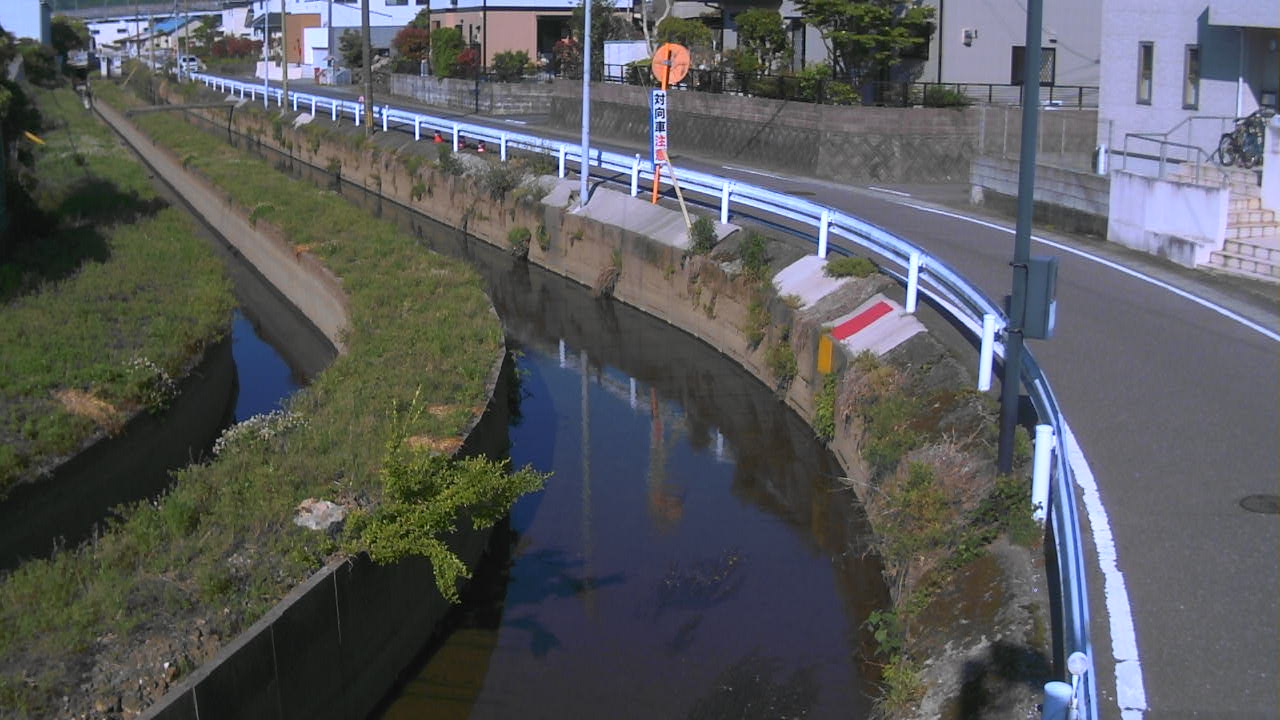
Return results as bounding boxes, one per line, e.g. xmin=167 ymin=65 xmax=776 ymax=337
xmin=578 ymin=0 xmax=591 ymax=209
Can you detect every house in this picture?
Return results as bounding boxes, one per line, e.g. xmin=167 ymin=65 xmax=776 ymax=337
xmin=916 ymin=0 xmax=1102 ymax=87
xmin=0 ymin=0 xmax=52 ymax=45
xmin=1097 ymin=0 xmax=1278 ymax=158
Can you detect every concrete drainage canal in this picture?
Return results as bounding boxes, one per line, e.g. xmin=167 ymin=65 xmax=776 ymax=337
xmin=210 ymin=130 xmax=892 ymax=717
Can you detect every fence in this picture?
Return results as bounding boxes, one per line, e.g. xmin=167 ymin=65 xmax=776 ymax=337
xmin=194 ymin=72 xmax=1100 ymax=720
xmin=555 ymin=64 xmax=1097 ymax=109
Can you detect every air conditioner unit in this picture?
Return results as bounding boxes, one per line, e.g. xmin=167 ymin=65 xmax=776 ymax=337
xmin=962 ymin=28 xmax=977 ymax=46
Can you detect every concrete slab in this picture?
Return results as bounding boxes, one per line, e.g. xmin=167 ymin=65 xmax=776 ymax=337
xmin=828 ymin=294 xmax=925 ymax=357
xmin=773 ymin=254 xmax=846 ymax=308
xmin=551 ymin=181 xmax=737 ymax=249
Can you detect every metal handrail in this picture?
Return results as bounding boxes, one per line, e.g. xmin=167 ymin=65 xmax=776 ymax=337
xmin=1121 ymin=132 xmax=1227 ymax=185
xmin=192 ymin=72 xmax=1099 ymax=719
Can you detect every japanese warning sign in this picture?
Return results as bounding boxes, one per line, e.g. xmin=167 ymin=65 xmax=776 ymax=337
xmin=650 ymin=89 xmax=668 ymax=168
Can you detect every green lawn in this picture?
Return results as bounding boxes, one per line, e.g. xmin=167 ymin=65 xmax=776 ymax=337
xmin=0 ymin=87 xmax=234 ymax=494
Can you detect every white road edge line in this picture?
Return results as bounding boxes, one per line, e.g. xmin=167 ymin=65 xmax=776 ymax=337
xmin=901 ymin=202 xmax=1280 ymax=343
xmin=868 ymin=186 xmax=912 ymax=197
xmin=722 ymin=165 xmax=791 ymax=181
xmin=1063 ymin=422 xmax=1148 ymax=718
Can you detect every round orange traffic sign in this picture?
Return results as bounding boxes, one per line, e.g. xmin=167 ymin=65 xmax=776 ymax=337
xmin=651 ymin=43 xmax=690 ymax=86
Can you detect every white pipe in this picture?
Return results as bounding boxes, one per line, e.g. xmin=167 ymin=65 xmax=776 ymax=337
xmin=978 ymin=313 xmax=997 ymax=391
xmin=906 ymin=251 xmax=921 ymax=313
xmin=1032 ymin=424 xmax=1054 ymax=523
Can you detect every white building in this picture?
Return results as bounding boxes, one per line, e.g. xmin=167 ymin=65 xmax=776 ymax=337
xmin=1098 ymin=0 xmax=1278 ymax=159
xmin=0 ymin=0 xmax=52 ymax=45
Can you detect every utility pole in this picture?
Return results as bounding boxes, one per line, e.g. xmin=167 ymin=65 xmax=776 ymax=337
xmin=578 ymin=0 xmax=591 ymax=209
xmin=261 ymin=4 xmax=269 ymax=106
xmin=327 ymin=0 xmax=333 ymax=82
xmin=361 ymin=0 xmax=372 ymax=134
xmin=280 ymin=0 xmax=288 ymax=106
xmin=997 ymin=0 xmax=1044 ymax=473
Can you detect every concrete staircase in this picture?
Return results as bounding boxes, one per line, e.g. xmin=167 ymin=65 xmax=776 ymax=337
xmin=1208 ymin=168 xmax=1279 ymax=282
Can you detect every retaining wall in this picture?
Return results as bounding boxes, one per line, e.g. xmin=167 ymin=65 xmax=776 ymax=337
xmin=545 ymin=80 xmax=978 ymax=184
xmin=390 ymin=73 xmax=554 ymax=116
xmin=970 ymin=154 xmax=1111 ymax=237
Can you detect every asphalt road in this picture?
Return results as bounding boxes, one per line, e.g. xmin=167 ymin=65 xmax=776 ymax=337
xmin=208 ymin=76 xmax=1280 ymax=717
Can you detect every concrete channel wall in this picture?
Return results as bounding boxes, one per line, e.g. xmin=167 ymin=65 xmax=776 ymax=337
xmin=97 ymin=98 xmax=515 ymax=720
xmin=390 ymin=74 xmax=555 ymax=115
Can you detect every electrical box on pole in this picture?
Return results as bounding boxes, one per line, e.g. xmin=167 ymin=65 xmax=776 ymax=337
xmin=1005 ymin=256 xmax=1058 ymax=340
xmin=1023 ymin=256 xmax=1057 ymax=339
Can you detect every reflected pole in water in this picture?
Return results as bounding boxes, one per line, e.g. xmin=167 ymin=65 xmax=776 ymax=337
xmin=579 ymin=350 xmax=595 ymax=613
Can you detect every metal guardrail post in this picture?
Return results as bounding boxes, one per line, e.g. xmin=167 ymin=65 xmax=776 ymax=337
xmin=720 ymin=182 xmax=732 ymax=224
xmin=906 ymin=251 xmax=921 ymax=313
xmin=453 ymin=123 xmax=459 ymax=153
xmin=559 ymin=145 xmax=566 ymax=178
xmin=979 ymin=314 xmax=997 ymax=392
xmin=382 ymin=105 xmax=388 ymax=133
xmin=292 ymin=92 xmax=297 ymax=111
xmin=331 ymin=101 xmax=336 ymax=122
xmin=817 ymin=210 xmax=831 ymax=258
xmin=414 ymin=118 xmax=420 ymax=141
xmin=499 ymin=134 xmax=507 ymax=162
xmin=354 ymin=103 xmax=360 ymax=127
xmin=630 ymin=155 xmax=640 ymax=197
xmin=1032 ymin=424 xmax=1054 ymax=523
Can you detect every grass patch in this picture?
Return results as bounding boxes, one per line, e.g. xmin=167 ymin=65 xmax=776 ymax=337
xmin=824 ymin=255 xmax=877 ymax=278
xmin=0 ymin=80 xmax=536 ymax=717
xmin=813 ymin=372 xmax=838 ymax=440
xmin=765 ymin=333 xmax=797 ymax=389
xmin=0 ymin=88 xmax=234 ymax=495
xmin=738 ymin=231 xmax=771 ymax=282
xmin=687 ymin=216 xmax=717 ymax=255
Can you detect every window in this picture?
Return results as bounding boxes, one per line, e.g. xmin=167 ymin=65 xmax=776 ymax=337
xmin=386 ymin=0 xmax=408 ymax=6
xmin=1183 ymin=44 xmax=1200 ymax=109
xmin=1137 ymin=41 xmax=1153 ymax=105
xmin=1010 ymin=46 xmax=1056 ymax=86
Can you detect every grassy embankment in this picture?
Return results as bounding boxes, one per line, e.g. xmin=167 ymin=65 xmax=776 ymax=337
xmin=0 ymin=80 xmax=540 ymax=716
xmin=0 ymin=87 xmax=234 ymax=494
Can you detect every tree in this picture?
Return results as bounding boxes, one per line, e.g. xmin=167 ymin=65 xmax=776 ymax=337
xmin=569 ymin=0 xmax=636 ymax=79
xmin=408 ymin=8 xmax=430 ymax=30
xmin=795 ymin=0 xmax=934 ymax=85
xmin=392 ymin=26 xmax=430 ymax=62
xmin=735 ymin=9 xmax=788 ymax=71
xmin=492 ymin=50 xmax=531 ymax=83
xmin=50 ymin=15 xmax=88 ymax=60
xmin=655 ymin=16 xmax=713 ymax=68
xmin=429 ymin=26 xmax=464 ymax=78
xmin=339 ymin=29 xmax=364 ymax=69
xmin=190 ymin=16 xmax=221 ymax=55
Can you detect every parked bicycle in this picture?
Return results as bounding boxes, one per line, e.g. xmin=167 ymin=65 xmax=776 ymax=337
xmin=1217 ymin=108 xmax=1275 ymax=168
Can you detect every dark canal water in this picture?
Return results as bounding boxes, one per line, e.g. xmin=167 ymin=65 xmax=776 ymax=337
xmin=204 ymin=120 xmax=890 ymax=718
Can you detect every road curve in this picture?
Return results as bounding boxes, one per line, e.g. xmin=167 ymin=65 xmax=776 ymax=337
xmin=196 ymin=76 xmax=1280 ymax=717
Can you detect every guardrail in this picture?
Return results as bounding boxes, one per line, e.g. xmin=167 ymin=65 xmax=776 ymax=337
xmin=193 ymin=72 xmax=1099 ymax=719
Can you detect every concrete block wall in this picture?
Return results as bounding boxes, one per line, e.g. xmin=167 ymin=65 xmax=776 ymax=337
xmin=970 ymin=155 xmax=1110 ymax=237
xmin=390 ymin=74 xmax=554 ymax=116
xmin=547 ymin=80 xmax=979 ymax=184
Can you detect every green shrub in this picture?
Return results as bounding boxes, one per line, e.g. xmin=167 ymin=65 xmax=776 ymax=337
xmin=435 ymin=144 xmax=462 ymax=175
xmin=739 ymin=231 xmax=770 ymax=281
xmin=814 ymin=373 xmax=838 ymax=440
xmin=507 ymin=226 xmax=531 ymax=258
xmin=688 ymin=216 xmax=717 ymax=255
xmin=743 ymin=294 xmax=769 ymax=347
xmin=430 ymin=27 xmax=465 ymax=79
xmin=478 ymin=162 xmax=525 ymax=200
xmin=920 ymin=85 xmax=971 ymax=108
xmin=824 ymin=255 xmax=877 ymax=278
xmin=766 ymin=335 xmax=797 ymax=388
xmin=492 ymin=50 xmax=532 ymax=82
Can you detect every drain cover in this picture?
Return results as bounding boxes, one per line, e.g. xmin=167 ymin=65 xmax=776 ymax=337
xmin=1239 ymin=494 xmax=1280 ymax=514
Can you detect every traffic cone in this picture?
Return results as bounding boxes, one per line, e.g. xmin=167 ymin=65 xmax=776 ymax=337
xmin=476 ymin=140 xmax=486 ymax=153
xmin=433 ymin=129 xmax=444 ymax=143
